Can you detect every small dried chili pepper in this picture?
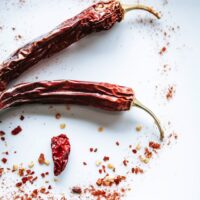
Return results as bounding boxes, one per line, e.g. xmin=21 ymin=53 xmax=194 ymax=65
xmin=51 ymin=134 xmax=71 ymax=176
xmin=0 ymin=0 xmax=160 ymax=92
xmin=0 ymin=80 xmax=164 ymax=140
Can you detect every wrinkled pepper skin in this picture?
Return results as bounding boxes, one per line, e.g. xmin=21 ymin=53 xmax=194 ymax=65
xmin=51 ymin=134 xmax=71 ymax=176
xmin=0 ymin=80 xmax=134 ymax=111
xmin=0 ymin=0 xmax=124 ymax=92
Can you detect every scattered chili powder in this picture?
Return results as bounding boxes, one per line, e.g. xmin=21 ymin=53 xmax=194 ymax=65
xmin=11 ymin=126 xmax=22 ymax=135
xmin=72 ymin=186 xmax=82 ymax=194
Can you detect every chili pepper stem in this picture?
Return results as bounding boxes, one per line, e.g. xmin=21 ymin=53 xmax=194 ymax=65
xmin=122 ymin=4 xmax=160 ymax=19
xmin=132 ymin=99 xmax=164 ymax=141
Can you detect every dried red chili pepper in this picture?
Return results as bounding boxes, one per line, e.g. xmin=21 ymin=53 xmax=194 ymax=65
xmin=51 ymin=134 xmax=71 ymax=176
xmin=0 ymin=0 xmax=160 ymax=92
xmin=0 ymin=80 xmax=164 ymax=140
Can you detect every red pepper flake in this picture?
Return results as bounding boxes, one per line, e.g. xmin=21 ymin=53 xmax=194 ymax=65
xmin=92 ymin=190 xmax=106 ymax=196
xmin=48 ymin=185 xmax=52 ymax=190
xmin=20 ymin=115 xmax=25 ymax=121
xmin=132 ymin=167 xmax=144 ymax=174
xmin=41 ymin=173 xmax=45 ymax=178
xmin=114 ymin=175 xmax=126 ymax=185
xmin=115 ymin=141 xmax=120 ymax=146
xmin=144 ymin=148 xmax=153 ymax=159
xmin=1 ymin=158 xmax=7 ymax=164
xmin=83 ymin=162 xmax=87 ymax=166
xmin=31 ymin=189 xmax=38 ymax=198
xmin=1 ymin=137 xmax=5 ymax=141
xmin=72 ymin=186 xmax=82 ymax=194
xmin=103 ymin=156 xmax=109 ymax=162
xmin=45 ymin=172 xmax=49 ymax=175
xmin=11 ymin=126 xmax=22 ymax=135
xmin=132 ymin=149 xmax=137 ymax=154
xmin=40 ymin=187 xmax=46 ymax=194
xmin=0 ymin=131 xmax=5 ymax=136
xmin=55 ymin=113 xmax=61 ymax=119
xmin=18 ymin=168 xmax=25 ymax=176
xmin=38 ymin=153 xmax=45 ymax=165
xmin=102 ymin=165 xmax=106 ymax=173
xmin=123 ymin=159 xmax=128 ymax=166
xmin=99 ymin=169 xmax=102 ymax=174
xmin=16 ymin=182 xmax=23 ymax=187
xmin=166 ymin=86 xmax=175 ymax=100
xmin=149 ymin=141 xmax=161 ymax=149
xmin=89 ymin=148 xmax=94 ymax=152
xmin=159 ymin=46 xmax=167 ymax=55
xmin=0 ymin=168 xmax=4 ymax=176
xmin=94 ymin=148 xmax=98 ymax=153
xmin=21 ymin=177 xmax=28 ymax=184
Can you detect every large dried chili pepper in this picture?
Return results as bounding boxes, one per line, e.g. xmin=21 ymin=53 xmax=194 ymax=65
xmin=0 ymin=80 xmax=164 ymax=140
xmin=51 ymin=134 xmax=71 ymax=176
xmin=0 ymin=0 xmax=160 ymax=92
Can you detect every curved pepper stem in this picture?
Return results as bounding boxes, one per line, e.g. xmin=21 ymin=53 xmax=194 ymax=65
xmin=122 ymin=4 xmax=161 ymax=19
xmin=132 ymin=99 xmax=164 ymax=141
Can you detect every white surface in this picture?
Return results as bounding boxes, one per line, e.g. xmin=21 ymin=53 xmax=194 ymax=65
xmin=0 ymin=0 xmax=200 ymax=199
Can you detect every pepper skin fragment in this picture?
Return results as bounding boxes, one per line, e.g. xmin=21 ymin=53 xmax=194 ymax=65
xmin=51 ymin=134 xmax=71 ymax=176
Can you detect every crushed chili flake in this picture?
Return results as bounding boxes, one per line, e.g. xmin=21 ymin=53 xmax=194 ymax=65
xmin=1 ymin=158 xmax=7 ymax=164
xmin=159 ymin=46 xmax=167 ymax=55
xmin=132 ymin=149 xmax=137 ymax=154
xmin=18 ymin=168 xmax=25 ymax=176
xmin=38 ymin=153 xmax=45 ymax=165
xmin=103 ymin=156 xmax=109 ymax=162
xmin=16 ymin=182 xmax=23 ymax=187
xmin=0 ymin=131 xmax=5 ymax=136
xmin=83 ymin=162 xmax=87 ymax=166
xmin=144 ymin=148 xmax=153 ymax=159
xmin=55 ymin=113 xmax=61 ymax=119
xmin=20 ymin=115 xmax=25 ymax=121
xmin=11 ymin=126 xmax=22 ymax=135
xmin=166 ymin=86 xmax=175 ymax=100
xmin=116 ymin=141 xmax=120 ymax=146
xmin=72 ymin=186 xmax=82 ymax=194
xmin=123 ymin=159 xmax=128 ymax=166
xmin=90 ymin=148 xmax=94 ymax=152
xmin=0 ymin=168 xmax=4 ymax=176
xmin=149 ymin=141 xmax=161 ymax=149
xmin=132 ymin=167 xmax=144 ymax=174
